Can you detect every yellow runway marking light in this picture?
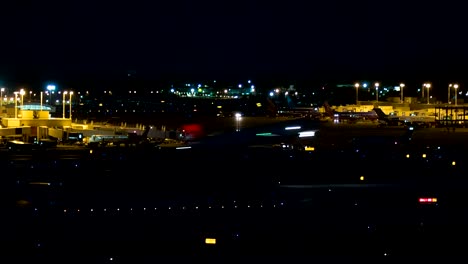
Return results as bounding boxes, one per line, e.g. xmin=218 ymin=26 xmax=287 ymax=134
xmin=205 ymin=238 xmax=216 ymax=245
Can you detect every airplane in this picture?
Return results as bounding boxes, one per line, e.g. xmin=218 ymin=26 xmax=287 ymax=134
xmin=87 ymin=125 xmax=152 ymax=147
xmin=322 ymin=101 xmax=379 ymax=123
xmin=372 ymin=108 xmax=436 ymax=127
xmin=277 ymin=106 xmax=323 ymax=119
xmin=267 ymin=94 xmax=322 ymax=119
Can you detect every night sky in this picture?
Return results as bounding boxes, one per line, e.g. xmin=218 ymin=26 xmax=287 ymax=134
xmin=0 ymin=0 xmax=467 ymax=95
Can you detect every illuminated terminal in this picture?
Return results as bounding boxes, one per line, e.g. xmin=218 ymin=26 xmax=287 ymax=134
xmin=0 ymin=101 xmax=71 ymax=143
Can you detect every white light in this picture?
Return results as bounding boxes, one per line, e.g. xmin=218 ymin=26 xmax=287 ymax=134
xmin=176 ymin=146 xmax=191 ymax=150
xmin=285 ymin=126 xmax=301 ymax=130
xmin=298 ymin=130 xmax=316 ymax=137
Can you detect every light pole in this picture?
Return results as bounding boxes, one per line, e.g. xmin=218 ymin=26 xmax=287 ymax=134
xmin=354 ymin=83 xmax=359 ymax=105
xmin=63 ymin=91 xmax=68 ymax=119
xmin=375 ymin=82 xmax=379 ymax=102
xmin=454 ymin=84 xmax=459 ymax=106
xmin=40 ymin=91 xmax=43 ymax=111
xmin=400 ymin=83 xmax=405 ymax=103
xmin=47 ymin=85 xmax=55 ymax=104
xmin=422 ymin=83 xmax=425 ymax=98
xmin=0 ymin=87 xmax=4 ymax=110
xmin=69 ymin=91 xmax=73 ymax=120
xmin=20 ymin=89 xmax=25 ymax=111
xmin=14 ymin=92 xmax=18 ymax=119
xmin=363 ymin=83 xmax=368 ymax=92
xmin=425 ymin=83 xmax=431 ymax=104
xmin=449 ymin=84 xmax=453 ymax=104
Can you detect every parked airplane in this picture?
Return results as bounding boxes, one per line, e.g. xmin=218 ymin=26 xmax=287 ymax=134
xmin=87 ymin=125 xmax=151 ymax=147
xmin=323 ymin=102 xmax=379 ymax=122
xmin=372 ymin=108 xmax=436 ymax=127
xmin=277 ymin=106 xmax=323 ymax=119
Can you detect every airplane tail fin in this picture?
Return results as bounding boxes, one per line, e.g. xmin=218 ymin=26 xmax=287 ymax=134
xmin=372 ymin=107 xmax=388 ymax=120
xmin=323 ymin=101 xmax=334 ymax=115
xmin=142 ymin=125 xmax=151 ymax=138
xmin=266 ymin=98 xmax=278 ymax=117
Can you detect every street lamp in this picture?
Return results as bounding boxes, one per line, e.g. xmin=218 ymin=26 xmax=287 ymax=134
xmin=47 ymin=85 xmax=55 ymax=104
xmin=425 ymin=83 xmax=431 ymax=104
xmin=422 ymin=83 xmax=425 ymax=98
xmin=69 ymin=91 xmax=73 ymax=120
xmin=20 ymin=89 xmax=25 ymax=109
xmin=14 ymin=92 xmax=18 ymax=119
xmin=354 ymin=83 xmax=359 ymax=105
xmin=0 ymin=87 xmax=4 ymax=109
xmin=40 ymin=91 xmax=43 ymax=111
xmin=454 ymin=84 xmax=459 ymax=106
xmin=400 ymin=83 xmax=405 ymax=103
xmin=449 ymin=84 xmax=453 ymax=104
xmin=63 ymin=91 xmax=68 ymax=119
xmin=375 ymin=82 xmax=380 ymax=102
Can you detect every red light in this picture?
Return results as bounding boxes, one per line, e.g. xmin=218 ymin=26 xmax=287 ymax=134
xmin=419 ymin=197 xmax=437 ymax=203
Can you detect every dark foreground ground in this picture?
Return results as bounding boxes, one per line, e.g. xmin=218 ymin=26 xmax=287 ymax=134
xmin=1 ymin=123 xmax=468 ymax=262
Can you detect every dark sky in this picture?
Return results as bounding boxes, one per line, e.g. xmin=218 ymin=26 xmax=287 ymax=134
xmin=0 ymin=0 xmax=467 ymax=91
